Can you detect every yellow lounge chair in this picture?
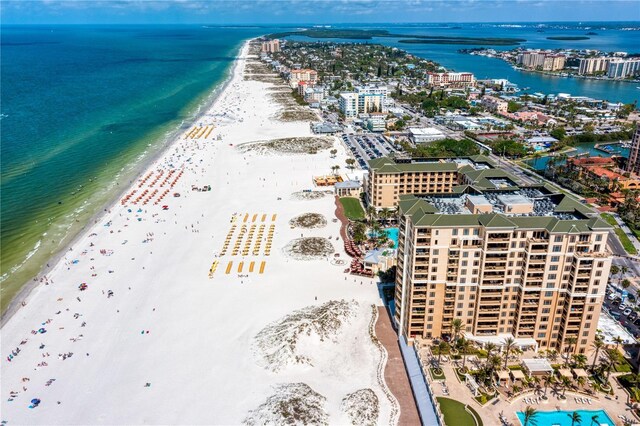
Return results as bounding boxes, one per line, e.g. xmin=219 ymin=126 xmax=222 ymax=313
xmin=225 ymin=261 xmax=233 ymax=274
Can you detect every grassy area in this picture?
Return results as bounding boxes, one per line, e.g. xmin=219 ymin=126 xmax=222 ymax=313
xmin=607 ymin=348 xmax=633 ymax=373
xmin=430 ymin=367 xmax=446 ymax=380
xmin=601 ymin=213 xmax=638 ymax=255
xmin=437 ymin=397 xmax=483 ymax=426
xmin=339 ymin=197 xmax=365 ymax=221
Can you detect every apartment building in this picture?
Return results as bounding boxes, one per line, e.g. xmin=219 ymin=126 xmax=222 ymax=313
xmin=481 ymin=95 xmax=508 ymax=114
xmin=607 ymin=59 xmax=640 ymax=79
xmin=627 ymin=124 xmax=640 ymax=175
xmin=426 ymin=72 xmax=476 ymax=88
xmin=517 ymin=52 xmax=547 ymax=69
xmin=288 ymin=69 xmax=318 ymax=88
xmin=394 ymin=186 xmax=612 ymax=354
xmin=339 ymin=85 xmax=388 ymax=119
xmin=578 ymin=57 xmax=611 ymax=75
xmin=542 ymin=55 xmax=566 ymax=72
xmin=365 ymin=156 xmax=496 ymax=210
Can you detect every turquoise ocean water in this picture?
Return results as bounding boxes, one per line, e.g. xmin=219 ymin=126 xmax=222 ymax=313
xmin=0 ymin=25 xmax=267 ymax=312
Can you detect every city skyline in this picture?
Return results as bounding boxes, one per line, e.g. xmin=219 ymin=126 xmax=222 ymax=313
xmin=2 ymin=0 xmax=639 ymax=25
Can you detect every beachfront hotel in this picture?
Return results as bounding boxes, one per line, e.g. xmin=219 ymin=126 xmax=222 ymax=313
xmin=392 ymin=175 xmax=612 ymax=355
xmin=364 ymin=156 xmax=496 ymax=210
xmin=425 ymin=71 xmax=476 ymax=88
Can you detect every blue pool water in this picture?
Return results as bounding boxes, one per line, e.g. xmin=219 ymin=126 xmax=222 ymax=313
xmin=517 ymin=409 xmax=614 ymax=426
xmin=369 ymin=227 xmax=399 ymax=248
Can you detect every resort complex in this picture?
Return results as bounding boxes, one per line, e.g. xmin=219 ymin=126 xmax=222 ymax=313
xmin=393 ymin=181 xmax=612 ymax=354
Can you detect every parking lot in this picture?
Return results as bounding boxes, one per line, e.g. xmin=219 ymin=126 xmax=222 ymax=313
xmin=341 ymin=133 xmax=400 ymax=169
xmin=604 ymin=287 xmax=640 ymax=340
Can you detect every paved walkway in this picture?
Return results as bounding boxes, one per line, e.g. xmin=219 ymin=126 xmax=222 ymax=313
xmin=375 ymin=307 xmax=421 ymax=425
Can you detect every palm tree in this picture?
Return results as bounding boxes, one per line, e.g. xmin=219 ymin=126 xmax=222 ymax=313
xmin=613 ymin=336 xmax=624 ymax=353
xmin=565 ymin=336 xmax=578 ymax=365
xmin=590 ymin=415 xmax=600 ymax=426
xmin=451 ymin=318 xmax=464 ymax=343
xmin=379 ymin=208 xmax=391 ymax=227
xmin=572 ymin=354 xmax=588 ymax=369
xmin=485 ymin=342 xmax=497 ymax=361
xmin=503 ymin=337 xmax=516 ymax=370
xmin=437 ymin=340 xmax=448 ymax=366
xmin=568 ymin=411 xmax=582 ymax=426
xmin=591 ymin=335 xmax=605 ymax=371
xmin=576 ymin=376 xmax=586 ymax=389
xmin=458 ymin=337 xmax=472 ymax=371
xmin=561 ymin=376 xmax=573 ymax=398
xmin=542 ymin=374 xmax=555 ymax=399
xmin=366 ymin=205 xmax=377 ymax=227
xmin=522 ymin=406 xmax=538 ymax=426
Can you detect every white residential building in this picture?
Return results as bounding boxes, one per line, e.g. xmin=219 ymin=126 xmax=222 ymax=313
xmin=408 ymin=127 xmax=446 ymax=144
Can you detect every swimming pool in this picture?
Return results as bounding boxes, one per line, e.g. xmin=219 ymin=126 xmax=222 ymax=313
xmin=369 ymin=227 xmax=399 ymax=248
xmin=517 ymin=409 xmax=614 ymax=426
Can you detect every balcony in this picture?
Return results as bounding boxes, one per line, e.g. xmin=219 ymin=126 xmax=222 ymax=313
xmin=574 ymin=251 xmax=609 ymax=258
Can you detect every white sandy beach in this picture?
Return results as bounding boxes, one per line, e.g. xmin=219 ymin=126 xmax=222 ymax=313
xmin=1 ymin=40 xmax=396 ymax=425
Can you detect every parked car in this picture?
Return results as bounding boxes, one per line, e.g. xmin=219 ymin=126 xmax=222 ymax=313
xmin=633 ymin=318 xmax=640 ymax=326
xmin=608 ymin=293 xmax=618 ymax=300
xmin=629 ymin=312 xmax=638 ymax=321
xmin=623 ymin=308 xmax=633 ymax=316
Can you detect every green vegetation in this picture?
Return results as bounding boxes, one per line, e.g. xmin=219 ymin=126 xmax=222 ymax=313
xmin=291 ymin=89 xmax=307 ymax=106
xmin=437 ymin=397 xmax=483 ymax=426
xmin=490 ymin=139 xmax=528 ymax=158
xmin=430 ymin=367 xmax=446 ymax=380
xmin=547 ymin=36 xmax=590 ymax=40
xmin=402 ymin=138 xmax=480 ymax=158
xmin=607 ymin=348 xmax=633 ymax=373
xmin=339 ymin=197 xmax=365 ymax=221
xmin=268 ymin=28 xmax=525 ymax=46
xmin=613 ymin=225 xmax=638 ymax=255
xmin=601 ymin=213 xmax=618 ymax=227
xmin=618 ymin=373 xmax=640 ymax=402
xmin=398 ymin=38 xmax=522 ymax=46
xmin=507 ymin=100 xmax=521 ymax=113
xmin=395 ymin=89 xmax=469 ymax=116
xmin=377 ymin=266 xmax=396 ymax=283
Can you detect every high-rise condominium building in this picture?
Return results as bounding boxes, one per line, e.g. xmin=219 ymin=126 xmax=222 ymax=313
xmin=339 ymin=85 xmax=388 ymax=119
xmin=261 ymin=39 xmax=280 ymax=53
xmin=578 ymin=57 xmax=611 ymax=75
xmin=392 ymin=167 xmax=612 ymax=354
xmin=627 ymin=124 xmax=640 ymax=175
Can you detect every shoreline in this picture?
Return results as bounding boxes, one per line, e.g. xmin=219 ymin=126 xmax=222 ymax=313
xmin=0 ymin=38 xmax=253 ymax=325
xmin=1 ymin=37 xmax=393 ymax=424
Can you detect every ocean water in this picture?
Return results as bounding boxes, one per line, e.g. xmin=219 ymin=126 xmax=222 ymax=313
xmin=0 ymin=25 xmax=267 ymax=312
xmin=289 ymin=22 xmax=640 ymax=104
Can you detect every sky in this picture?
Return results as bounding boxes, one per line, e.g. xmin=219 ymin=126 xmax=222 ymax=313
xmin=1 ymin=0 xmax=639 ymax=25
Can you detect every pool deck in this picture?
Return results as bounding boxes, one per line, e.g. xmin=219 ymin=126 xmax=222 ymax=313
xmin=417 ymin=342 xmax=637 ymax=426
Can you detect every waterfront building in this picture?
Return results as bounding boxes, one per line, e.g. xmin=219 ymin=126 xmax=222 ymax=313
xmin=297 ymin=80 xmax=315 ymax=96
xmin=517 ymin=51 xmax=547 ymax=69
xmin=304 ymin=87 xmax=325 ymax=104
xmin=425 ymin=72 xmax=476 ymax=88
xmin=607 ymin=59 xmax=640 ymax=79
xmin=364 ymin=156 xmax=494 ymax=210
xmin=393 ymin=185 xmax=612 ymax=354
xmin=627 ymin=125 xmax=640 ymax=175
xmin=578 ymin=57 xmax=611 ymax=75
xmin=481 ymin=95 xmax=508 ymax=114
xmin=261 ymin=39 xmax=281 ymax=53
xmin=542 ymin=55 xmax=566 ymax=72
xmin=408 ymin=127 xmax=446 ymax=144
